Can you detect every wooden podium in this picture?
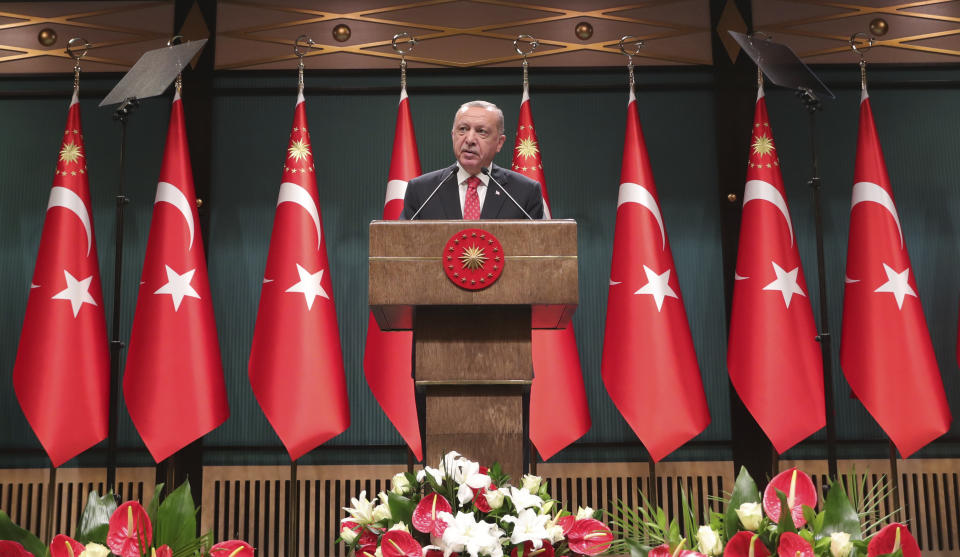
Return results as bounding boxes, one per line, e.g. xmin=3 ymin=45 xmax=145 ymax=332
xmin=369 ymin=220 xmax=577 ymax=478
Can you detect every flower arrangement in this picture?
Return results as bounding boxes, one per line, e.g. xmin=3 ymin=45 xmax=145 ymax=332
xmin=0 ymin=482 xmax=252 ymax=557
xmin=339 ymin=451 xmax=614 ymax=557
xmin=614 ymin=467 xmax=919 ymax=557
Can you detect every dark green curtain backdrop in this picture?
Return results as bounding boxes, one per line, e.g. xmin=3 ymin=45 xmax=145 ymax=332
xmin=2 ymin=65 xmax=958 ymax=468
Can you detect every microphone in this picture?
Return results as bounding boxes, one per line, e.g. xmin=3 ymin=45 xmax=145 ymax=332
xmin=481 ymin=167 xmax=534 ymax=220
xmin=409 ymin=167 xmax=457 ymax=220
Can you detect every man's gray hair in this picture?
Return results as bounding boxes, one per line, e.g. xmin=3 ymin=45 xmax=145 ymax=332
xmin=453 ymin=100 xmax=505 ymax=135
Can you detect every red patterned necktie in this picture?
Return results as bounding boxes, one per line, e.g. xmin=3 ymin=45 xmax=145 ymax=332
xmin=463 ymin=176 xmax=481 ymax=219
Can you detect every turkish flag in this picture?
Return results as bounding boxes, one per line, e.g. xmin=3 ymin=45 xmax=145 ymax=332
xmin=123 ymin=91 xmax=229 ymax=462
xmin=362 ymin=87 xmax=422 ymax=460
xmin=249 ymin=90 xmax=350 ymax=460
xmin=840 ymin=88 xmax=951 ymax=458
xmin=511 ymin=84 xmax=591 ymax=460
xmin=13 ymin=90 xmax=110 ymax=467
xmin=727 ymin=85 xmax=825 ymax=453
xmin=601 ymin=89 xmax=710 ymax=462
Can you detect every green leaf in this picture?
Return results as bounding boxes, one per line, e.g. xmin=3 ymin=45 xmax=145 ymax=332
xmin=147 ymin=483 xmax=165 ymax=528
xmin=387 ymin=492 xmax=415 ymax=526
xmin=821 ymin=481 xmax=861 ymax=541
xmin=0 ymin=510 xmax=47 ymax=557
xmin=156 ymin=482 xmax=198 ymax=557
xmin=75 ymin=490 xmax=117 ymax=545
xmin=725 ymin=466 xmax=761 ymax=539
xmin=801 ymin=505 xmax=817 ymax=533
xmin=776 ymin=490 xmax=796 ymax=534
xmin=626 ymin=539 xmax=652 ymax=557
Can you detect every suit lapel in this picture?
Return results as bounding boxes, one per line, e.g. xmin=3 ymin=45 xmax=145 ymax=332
xmin=438 ymin=164 xmax=461 ymax=218
xmin=480 ymin=164 xmax=508 ymax=219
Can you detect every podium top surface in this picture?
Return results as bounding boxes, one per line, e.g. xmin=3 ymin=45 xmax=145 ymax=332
xmin=369 ymin=219 xmax=577 ymax=257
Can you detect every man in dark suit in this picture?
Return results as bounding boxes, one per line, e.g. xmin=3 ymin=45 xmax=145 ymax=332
xmin=402 ymin=100 xmax=544 ymax=220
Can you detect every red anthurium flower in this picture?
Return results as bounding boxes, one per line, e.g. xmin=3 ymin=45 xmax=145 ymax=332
xmin=380 ymin=530 xmax=422 ymax=557
xmin=210 ymin=540 xmax=255 ymax=557
xmin=153 ymin=545 xmax=172 ymax=557
xmin=0 ymin=541 xmax=33 ymax=557
xmin=510 ymin=540 xmax=555 ymax=557
xmin=49 ymin=535 xmax=84 ymax=557
xmin=356 ymin=549 xmax=377 ymax=557
xmin=763 ymin=468 xmax=816 ymax=528
xmin=778 ymin=532 xmax=814 ymax=557
xmin=648 ymin=544 xmax=673 ymax=557
xmin=647 ymin=542 xmax=709 ymax=557
xmin=107 ymin=501 xmax=153 ymax=557
xmin=724 ymin=532 xmax=770 ymax=557
xmin=868 ymin=523 xmax=921 ymax=557
xmin=424 ymin=550 xmax=444 ymax=557
xmin=566 ymin=518 xmax=613 ymax=556
xmin=412 ymin=493 xmax=452 ymax=536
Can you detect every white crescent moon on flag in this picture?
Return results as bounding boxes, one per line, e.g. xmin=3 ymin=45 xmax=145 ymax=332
xmin=618 ymin=182 xmax=665 ymax=250
xmin=278 ymin=182 xmax=322 ymax=249
xmin=851 ymin=181 xmax=903 ymax=249
xmin=743 ymin=179 xmax=794 ymax=246
xmin=385 ymin=179 xmax=407 ymax=206
xmin=47 ymin=186 xmax=92 ymax=256
xmin=155 ymin=182 xmax=196 ymax=250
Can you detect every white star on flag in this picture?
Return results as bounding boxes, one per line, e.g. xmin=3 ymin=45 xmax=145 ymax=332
xmin=873 ymin=263 xmax=917 ymax=309
xmin=762 ymin=261 xmax=806 ymax=308
xmin=285 ymin=263 xmax=328 ymax=310
xmin=51 ymin=270 xmax=97 ymax=317
xmin=634 ymin=265 xmax=677 ymax=311
xmin=153 ymin=265 xmax=200 ymax=311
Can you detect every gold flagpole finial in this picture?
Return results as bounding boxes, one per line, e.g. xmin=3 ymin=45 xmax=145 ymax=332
xmin=748 ymin=32 xmax=772 ymax=91
xmin=392 ymin=33 xmax=416 ymax=90
xmin=514 ymin=35 xmax=539 ymax=90
xmin=849 ymin=32 xmax=874 ymax=91
xmin=66 ymin=37 xmax=89 ymax=92
xmin=619 ymin=35 xmax=644 ymax=90
xmin=294 ymin=35 xmax=315 ymax=93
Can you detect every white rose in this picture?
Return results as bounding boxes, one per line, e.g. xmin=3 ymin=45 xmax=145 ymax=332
xmin=373 ymin=503 xmax=391 ymax=522
xmin=696 ymin=525 xmax=724 ymax=556
xmin=484 ymin=488 xmax=505 ymax=510
xmin=389 ymin=522 xmax=410 ymax=533
xmin=830 ymin=532 xmax=853 ymax=557
xmin=391 ymin=473 xmax=411 ymax=495
xmin=576 ymin=506 xmax=595 ymax=520
xmin=340 ymin=527 xmax=358 ymax=544
xmin=545 ymin=521 xmax=565 ymax=544
xmin=79 ymin=543 xmax=110 ymax=557
xmin=735 ymin=502 xmax=763 ymax=531
xmin=521 ymin=474 xmax=542 ymax=494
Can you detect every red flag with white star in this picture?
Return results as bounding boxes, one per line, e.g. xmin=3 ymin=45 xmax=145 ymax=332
xmin=249 ymin=90 xmax=350 ymax=460
xmin=363 ymin=86 xmax=422 ymax=460
xmin=512 ymin=84 xmax=591 ymax=460
xmin=601 ymin=88 xmax=710 ymax=462
xmin=840 ymin=87 xmax=951 ymax=458
xmin=13 ymin=90 xmax=110 ymax=467
xmin=123 ymin=91 xmax=229 ymax=462
xmin=727 ymin=85 xmax=825 ymax=453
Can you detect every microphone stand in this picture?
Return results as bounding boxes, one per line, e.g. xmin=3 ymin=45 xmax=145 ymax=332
xmin=797 ymin=88 xmax=838 ymax=481
xmin=105 ymin=96 xmax=137 ymax=495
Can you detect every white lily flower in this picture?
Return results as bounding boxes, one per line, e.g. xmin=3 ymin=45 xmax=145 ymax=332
xmin=442 ymin=451 xmax=464 ymax=478
xmin=439 ymin=511 xmax=504 ymax=557
xmin=508 ymin=486 xmax=544 ymax=511
xmin=417 ymin=466 xmax=444 ymax=485
xmin=343 ymin=490 xmax=377 ymax=524
xmin=389 ymin=521 xmax=410 ymax=533
xmin=340 ymin=527 xmax=358 ymax=544
xmin=373 ymin=503 xmax=392 ymax=522
xmin=391 ymin=472 xmax=412 ymax=495
xmin=576 ymin=506 xmax=595 ymax=520
xmin=544 ymin=518 xmax=565 ymax=544
xmin=501 ymin=508 xmax=550 ymax=549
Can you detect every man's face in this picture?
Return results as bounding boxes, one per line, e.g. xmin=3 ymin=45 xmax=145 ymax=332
xmin=451 ymin=106 xmax=506 ymax=175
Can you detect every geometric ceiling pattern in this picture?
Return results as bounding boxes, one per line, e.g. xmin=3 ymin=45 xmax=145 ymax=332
xmin=0 ymin=1 xmax=173 ymax=74
xmin=215 ymin=0 xmax=713 ymax=70
xmin=752 ymin=0 xmax=960 ymax=64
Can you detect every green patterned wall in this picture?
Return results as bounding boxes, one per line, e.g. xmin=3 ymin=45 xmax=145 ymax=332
xmin=3 ymin=65 xmax=960 ymax=468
